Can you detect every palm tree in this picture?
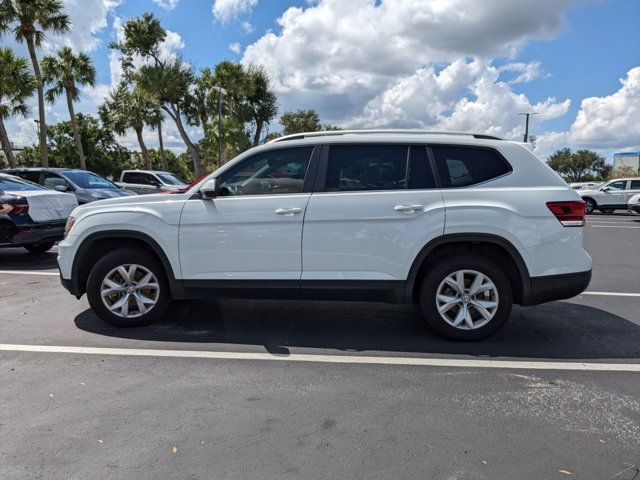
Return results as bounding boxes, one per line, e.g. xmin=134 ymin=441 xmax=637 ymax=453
xmin=100 ymin=83 xmax=162 ymax=169
xmin=245 ymin=66 xmax=278 ymax=146
xmin=42 ymin=47 xmax=96 ymax=170
xmin=0 ymin=0 xmax=70 ymax=167
xmin=213 ymin=61 xmax=246 ymax=121
xmin=0 ymin=47 xmax=35 ymax=167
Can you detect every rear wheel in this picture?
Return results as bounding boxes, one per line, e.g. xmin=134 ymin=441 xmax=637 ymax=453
xmin=24 ymin=241 xmax=55 ymax=254
xmin=584 ymin=198 xmax=596 ymax=215
xmin=86 ymin=248 xmax=171 ymax=327
xmin=418 ymin=254 xmax=513 ymax=341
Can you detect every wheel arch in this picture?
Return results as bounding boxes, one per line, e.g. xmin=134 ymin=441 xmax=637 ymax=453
xmin=70 ymin=230 xmax=185 ymax=299
xmin=405 ymin=234 xmax=531 ymax=305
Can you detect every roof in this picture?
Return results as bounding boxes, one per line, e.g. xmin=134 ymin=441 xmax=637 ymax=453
xmin=268 ymin=130 xmax=503 ymax=144
xmin=121 ymin=170 xmax=173 ymax=175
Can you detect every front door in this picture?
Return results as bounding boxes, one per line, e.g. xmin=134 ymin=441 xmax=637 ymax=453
xmin=302 ymin=144 xmax=445 ymax=282
xmin=179 ymin=146 xmax=316 ymax=281
xmin=599 ymin=180 xmax=628 ymax=206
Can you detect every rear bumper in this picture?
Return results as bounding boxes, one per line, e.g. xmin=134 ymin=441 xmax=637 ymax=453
xmin=1 ymin=220 xmax=65 ymax=247
xmin=523 ymin=270 xmax=591 ymax=306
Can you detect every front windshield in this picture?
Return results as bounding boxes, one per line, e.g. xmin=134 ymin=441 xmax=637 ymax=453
xmin=0 ymin=175 xmax=45 ymax=191
xmin=157 ymin=173 xmax=185 ymax=186
xmin=62 ymin=171 xmax=117 ymax=189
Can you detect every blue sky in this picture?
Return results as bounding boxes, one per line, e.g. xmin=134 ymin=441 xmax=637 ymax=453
xmin=4 ymin=0 xmax=640 ymax=160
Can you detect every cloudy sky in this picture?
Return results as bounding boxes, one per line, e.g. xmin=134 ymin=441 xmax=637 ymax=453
xmin=3 ymin=0 xmax=639 ymax=160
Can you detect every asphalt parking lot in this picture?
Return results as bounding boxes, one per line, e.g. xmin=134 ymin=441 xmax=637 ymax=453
xmin=1 ymin=214 xmax=639 ymax=479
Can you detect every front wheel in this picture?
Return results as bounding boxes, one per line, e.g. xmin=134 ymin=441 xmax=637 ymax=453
xmin=584 ymin=199 xmax=596 ymax=215
xmin=24 ymin=241 xmax=55 ymax=254
xmin=86 ymin=248 xmax=171 ymax=327
xmin=418 ymin=254 xmax=513 ymax=341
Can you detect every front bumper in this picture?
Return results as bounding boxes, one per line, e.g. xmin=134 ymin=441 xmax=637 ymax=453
xmin=523 ymin=270 xmax=592 ymax=306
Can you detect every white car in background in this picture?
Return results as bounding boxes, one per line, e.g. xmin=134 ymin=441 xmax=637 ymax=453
xmin=628 ymin=194 xmax=640 ymax=215
xmin=569 ymin=182 xmax=601 ymax=191
xmin=578 ymin=178 xmax=640 ymax=214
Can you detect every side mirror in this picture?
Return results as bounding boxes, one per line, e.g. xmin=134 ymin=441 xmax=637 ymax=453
xmin=150 ymin=179 xmax=161 ymax=188
xmin=601 ymin=186 xmax=610 ymax=192
xmin=54 ymin=184 xmax=68 ymax=192
xmin=201 ymin=179 xmax=218 ymax=199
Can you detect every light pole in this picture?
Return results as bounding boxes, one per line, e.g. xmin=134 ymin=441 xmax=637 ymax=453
xmin=212 ymin=86 xmax=227 ymax=165
xmin=518 ymin=112 xmax=538 ymax=143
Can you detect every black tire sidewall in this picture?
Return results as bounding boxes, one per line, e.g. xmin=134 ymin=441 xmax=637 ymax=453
xmin=584 ymin=199 xmax=596 ymax=214
xmin=24 ymin=241 xmax=55 ymax=254
xmin=86 ymin=248 xmax=170 ymax=327
xmin=419 ymin=254 xmax=513 ymax=341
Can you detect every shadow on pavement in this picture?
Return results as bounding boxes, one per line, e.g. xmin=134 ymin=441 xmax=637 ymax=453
xmin=0 ymin=248 xmax=58 ymax=271
xmin=74 ymin=298 xmax=640 ymax=360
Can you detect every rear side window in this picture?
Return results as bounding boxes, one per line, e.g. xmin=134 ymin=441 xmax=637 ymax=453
xmin=630 ymin=180 xmax=640 ymax=189
xmin=432 ymin=146 xmax=511 ymax=188
xmin=9 ymin=171 xmax=41 ymax=184
xmin=324 ymin=145 xmax=407 ymax=192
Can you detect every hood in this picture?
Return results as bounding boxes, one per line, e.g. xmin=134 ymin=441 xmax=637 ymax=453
xmin=76 ymin=187 xmax=137 ymax=202
xmin=72 ymin=191 xmax=190 ymax=215
xmin=578 ymin=188 xmax=602 ymax=196
xmin=5 ymin=189 xmax=78 ymax=222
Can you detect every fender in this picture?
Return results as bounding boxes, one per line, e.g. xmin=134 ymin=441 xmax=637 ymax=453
xmin=70 ymin=230 xmax=186 ymax=299
xmin=404 ymin=233 xmax=532 ymax=304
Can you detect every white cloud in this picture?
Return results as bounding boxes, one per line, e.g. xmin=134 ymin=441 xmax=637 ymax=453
xmin=349 ymin=59 xmax=571 ymax=141
xmin=500 ymin=61 xmax=546 ymax=84
xmin=212 ymin=0 xmax=258 ymax=23
xmin=152 ymin=0 xmax=180 ymax=11
xmin=229 ymin=42 xmax=242 ymax=54
xmin=240 ymin=21 xmax=253 ymax=33
xmin=569 ymin=66 xmax=640 ymax=150
xmin=242 ymin=0 xmax=575 ymax=123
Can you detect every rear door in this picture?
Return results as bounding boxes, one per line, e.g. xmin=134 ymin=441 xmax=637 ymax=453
xmin=625 ymin=179 xmax=640 ymax=203
xmin=301 ymin=144 xmax=445 ymax=282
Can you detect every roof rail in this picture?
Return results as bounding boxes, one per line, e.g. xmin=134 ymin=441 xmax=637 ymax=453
xmin=268 ymin=130 xmax=503 ymax=143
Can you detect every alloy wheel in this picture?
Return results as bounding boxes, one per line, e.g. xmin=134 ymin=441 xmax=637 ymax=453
xmin=435 ymin=269 xmax=499 ymax=330
xmin=100 ymin=264 xmax=160 ymax=319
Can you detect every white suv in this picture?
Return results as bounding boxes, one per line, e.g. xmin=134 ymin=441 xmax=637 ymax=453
xmin=58 ymin=131 xmax=592 ymax=340
xmin=578 ymin=177 xmax=640 ymax=214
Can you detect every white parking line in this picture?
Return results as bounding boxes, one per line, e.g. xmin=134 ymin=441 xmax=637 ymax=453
xmin=581 ymin=291 xmax=640 ymax=298
xmin=0 ymin=343 xmax=638 ymax=372
xmin=0 ymin=270 xmax=58 ymax=276
xmin=589 ymin=225 xmax=640 ymax=229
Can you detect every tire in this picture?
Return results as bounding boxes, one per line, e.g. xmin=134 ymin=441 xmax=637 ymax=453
xmin=86 ymin=248 xmax=171 ymax=327
xmin=600 ymin=209 xmax=614 ymax=214
xmin=418 ymin=254 xmax=513 ymax=341
xmin=584 ymin=198 xmax=596 ymax=215
xmin=24 ymin=241 xmax=55 ymax=254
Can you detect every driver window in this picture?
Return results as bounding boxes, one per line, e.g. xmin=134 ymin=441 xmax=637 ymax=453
xmin=217 ymin=147 xmax=313 ymax=196
xmin=607 ymin=181 xmax=626 ymax=191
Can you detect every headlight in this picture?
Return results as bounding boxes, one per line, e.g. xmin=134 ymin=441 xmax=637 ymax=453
xmin=64 ymin=216 xmax=76 ymax=238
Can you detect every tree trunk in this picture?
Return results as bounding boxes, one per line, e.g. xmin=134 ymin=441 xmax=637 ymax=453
xmin=253 ymin=118 xmax=264 ymax=146
xmin=66 ymin=88 xmax=87 ymax=170
xmin=163 ymin=104 xmax=202 ymax=177
xmin=135 ymin=127 xmax=152 ymax=169
xmin=157 ymin=122 xmax=167 ymax=171
xmin=0 ymin=118 xmax=16 ymax=168
xmin=26 ymin=36 xmax=48 ymax=167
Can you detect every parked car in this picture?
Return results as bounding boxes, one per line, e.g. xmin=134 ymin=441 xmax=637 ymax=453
xmin=57 ymin=130 xmax=591 ymax=340
xmin=115 ymin=170 xmax=187 ymax=195
xmin=569 ymin=181 xmax=601 ymax=190
xmin=0 ymin=173 xmax=77 ymax=253
xmin=578 ymin=177 xmax=640 ymax=214
xmin=628 ymin=194 xmax=640 ymax=215
xmin=2 ymin=168 xmax=137 ymax=204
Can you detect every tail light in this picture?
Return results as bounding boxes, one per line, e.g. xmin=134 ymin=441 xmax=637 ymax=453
xmin=546 ymin=201 xmax=585 ymax=227
xmin=0 ymin=194 xmax=29 ymax=215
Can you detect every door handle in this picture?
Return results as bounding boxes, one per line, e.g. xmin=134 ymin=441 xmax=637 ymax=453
xmin=394 ymin=204 xmax=423 ymax=213
xmin=275 ymin=207 xmax=302 ymax=216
